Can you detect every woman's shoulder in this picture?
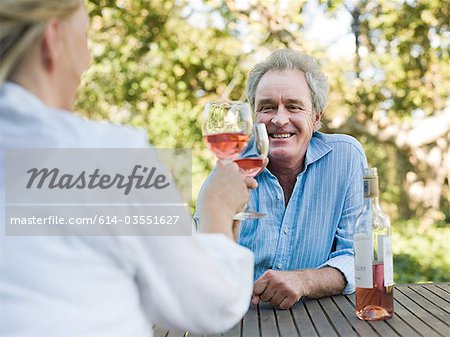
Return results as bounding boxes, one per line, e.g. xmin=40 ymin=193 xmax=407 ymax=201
xmin=0 ymin=82 xmax=148 ymax=148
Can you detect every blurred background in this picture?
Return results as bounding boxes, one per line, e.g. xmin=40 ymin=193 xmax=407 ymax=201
xmin=76 ymin=0 xmax=449 ymax=284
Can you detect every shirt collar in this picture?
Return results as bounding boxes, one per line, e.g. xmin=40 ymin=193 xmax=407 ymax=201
xmin=305 ymin=132 xmax=332 ymax=167
xmin=1 ymin=81 xmax=47 ymax=110
xmin=261 ymin=132 xmax=332 ymax=179
xmin=1 ymin=81 xmax=88 ymax=124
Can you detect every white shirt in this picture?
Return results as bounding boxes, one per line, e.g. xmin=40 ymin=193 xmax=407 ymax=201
xmin=0 ymin=82 xmax=254 ymax=336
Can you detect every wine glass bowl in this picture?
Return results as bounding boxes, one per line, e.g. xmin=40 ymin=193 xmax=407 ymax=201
xmin=202 ymin=101 xmax=265 ymax=221
xmin=233 ymin=123 xmax=269 ymax=220
xmin=202 ymin=101 xmax=253 ymax=160
xmin=234 ymin=123 xmax=269 ymax=177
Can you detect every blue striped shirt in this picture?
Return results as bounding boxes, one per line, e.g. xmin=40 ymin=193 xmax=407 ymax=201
xmin=196 ymin=132 xmax=367 ymax=294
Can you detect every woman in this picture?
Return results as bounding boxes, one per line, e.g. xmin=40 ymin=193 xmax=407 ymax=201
xmin=0 ymin=0 xmax=256 ymax=335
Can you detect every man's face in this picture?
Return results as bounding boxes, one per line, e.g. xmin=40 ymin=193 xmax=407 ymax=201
xmin=254 ymin=69 xmax=321 ymax=167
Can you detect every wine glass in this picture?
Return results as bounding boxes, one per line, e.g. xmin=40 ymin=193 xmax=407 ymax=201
xmin=232 ymin=123 xmax=268 ymax=220
xmin=203 ymin=101 xmax=253 ymax=160
xmin=202 ymin=101 xmax=254 ymax=223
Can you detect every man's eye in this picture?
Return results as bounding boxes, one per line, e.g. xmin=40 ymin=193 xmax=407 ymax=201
xmin=287 ymin=105 xmax=302 ymax=111
xmin=259 ymin=105 xmax=274 ymax=112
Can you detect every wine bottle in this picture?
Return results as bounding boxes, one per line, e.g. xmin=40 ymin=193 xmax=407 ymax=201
xmin=354 ymin=167 xmax=394 ymax=320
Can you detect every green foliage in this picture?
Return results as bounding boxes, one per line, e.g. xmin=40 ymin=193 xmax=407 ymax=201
xmin=393 ymin=219 xmax=450 ymax=283
xmin=75 ymin=0 xmax=449 ymax=283
xmin=319 ymin=0 xmax=449 ymax=221
xmin=358 ymin=0 xmax=449 ymax=120
xmin=77 ymin=0 xmax=247 ymax=207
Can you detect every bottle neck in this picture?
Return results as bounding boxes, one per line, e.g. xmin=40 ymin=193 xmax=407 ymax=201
xmin=364 ymin=175 xmax=379 ymax=197
xmin=363 ymin=195 xmax=381 ymax=209
xmin=363 ymin=175 xmax=381 ymax=209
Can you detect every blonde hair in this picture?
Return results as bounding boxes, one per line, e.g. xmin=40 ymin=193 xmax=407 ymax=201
xmin=0 ymin=0 xmax=81 ymax=85
xmin=246 ymin=49 xmax=329 ymax=119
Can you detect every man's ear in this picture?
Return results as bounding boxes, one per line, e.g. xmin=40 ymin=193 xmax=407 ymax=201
xmin=41 ymin=18 xmax=62 ymax=71
xmin=313 ymin=111 xmax=323 ymax=131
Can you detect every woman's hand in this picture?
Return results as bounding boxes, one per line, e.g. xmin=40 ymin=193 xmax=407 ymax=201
xmin=197 ymin=161 xmax=257 ymax=239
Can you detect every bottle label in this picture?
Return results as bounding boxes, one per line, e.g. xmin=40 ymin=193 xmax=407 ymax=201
xmin=382 ymin=236 xmax=394 ymax=286
xmin=354 ymin=233 xmax=373 ymax=288
xmin=363 ymin=177 xmax=379 ymax=198
xmin=363 ymin=180 xmax=369 ymax=196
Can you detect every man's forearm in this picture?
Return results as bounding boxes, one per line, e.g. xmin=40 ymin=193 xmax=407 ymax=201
xmin=299 ymin=267 xmax=346 ymax=298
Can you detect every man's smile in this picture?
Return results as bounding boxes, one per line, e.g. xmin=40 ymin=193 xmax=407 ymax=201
xmin=269 ymin=132 xmax=295 ymax=139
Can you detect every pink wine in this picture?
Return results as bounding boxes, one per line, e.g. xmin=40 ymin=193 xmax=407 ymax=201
xmin=355 ymin=262 xmax=394 ymax=320
xmin=234 ymin=158 xmax=264 ymax=177
xmin=204 ymin=133 xmax=250 ymax=160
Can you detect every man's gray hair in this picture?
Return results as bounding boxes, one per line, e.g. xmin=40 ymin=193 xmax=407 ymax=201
xmin=246 ymin=49 xmax=329 ymax=119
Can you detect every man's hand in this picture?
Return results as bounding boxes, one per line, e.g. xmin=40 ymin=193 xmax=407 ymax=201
xmin=252 ymin=270 xmax=306 ymax=309
xmin=252 ymin=267 xmax=347 ymax=309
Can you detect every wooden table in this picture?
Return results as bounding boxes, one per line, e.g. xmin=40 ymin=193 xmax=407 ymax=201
xmin=153 ymin=283 xmax=450 ymax=337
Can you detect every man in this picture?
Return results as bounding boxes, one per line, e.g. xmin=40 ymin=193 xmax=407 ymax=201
xmin=197 ymin=49 xmax=367 ymax=309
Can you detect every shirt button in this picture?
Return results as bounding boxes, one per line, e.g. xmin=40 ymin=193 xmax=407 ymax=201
xmin=277 ymin=194 xmax=282 ymax=200
xmin=283 ymin=228 xmax=289 ymax=234
xmin=277 ymin=263 xmax=283 ymax=269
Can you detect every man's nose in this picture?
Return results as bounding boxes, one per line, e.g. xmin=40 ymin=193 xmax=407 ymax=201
xmin=270 ymin=106 xmax=289 ymax=127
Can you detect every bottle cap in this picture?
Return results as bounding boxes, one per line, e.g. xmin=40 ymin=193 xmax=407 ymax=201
xmin=364 ymin=167 xmax=379 ymax=197
xmin=364 ymin=167 xmax=378 ymax=178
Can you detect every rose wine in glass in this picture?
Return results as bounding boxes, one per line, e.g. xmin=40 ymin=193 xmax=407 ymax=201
xmin=202 ymin=101 xmax=253 ymax=160
xmin=233 ymin=123 xmax=269 ymax=220
xmin=204 ymin=132 xmax=250 ymax=160
xmin=233 ymin=158 xmax=265 ymax=177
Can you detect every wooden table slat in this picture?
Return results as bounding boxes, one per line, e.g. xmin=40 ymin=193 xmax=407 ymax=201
xmin=392 ymin=297 xmax=443 ymax=337
xmin=393 ymin=288 xmax=449 ymax=336
xmin=386 ymin=299 xmax=438 ymax=337
xmin=152 ymin=325 xmax=170 ymax=337
xmin=318 ymin=296 xmax=359 ymax=337
xmin=331 ymin=296 xmax=380 ymax=337
xmin=241 ymin=304 xmax=260 ymax=337
xmin=154 ymin=284 xmax=450 ymax=337
xmin=399 ymin=286 xmax=450 ymax=321
xmin=434 ymin=284 xmax=450 ymax=293
xmin=366 ymin=320 xmax=402 ymax=337
xmin=423 ymin=284 xmax=450 ymax=303
xmin=258 ymin=304 xmax=279 ymax=337
xmin=291 ymin=301 xmax=320 ymax=337
xmin=304 ymin=299 xmax=339 ymax=337
xmin=222 ymin=320 xmax=241 ymax=337
xmin=179 ymin=331 xmax=201 ymax=337
xmin=169 ymin=332 xmax=221 ymax=337
xmin=166 ymin=329 xmax=186 ymax=337
xmin=273 ymin=308 xmax=299 ymax=337
xmin=410 ymin=285 xmax=450 ymax=314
